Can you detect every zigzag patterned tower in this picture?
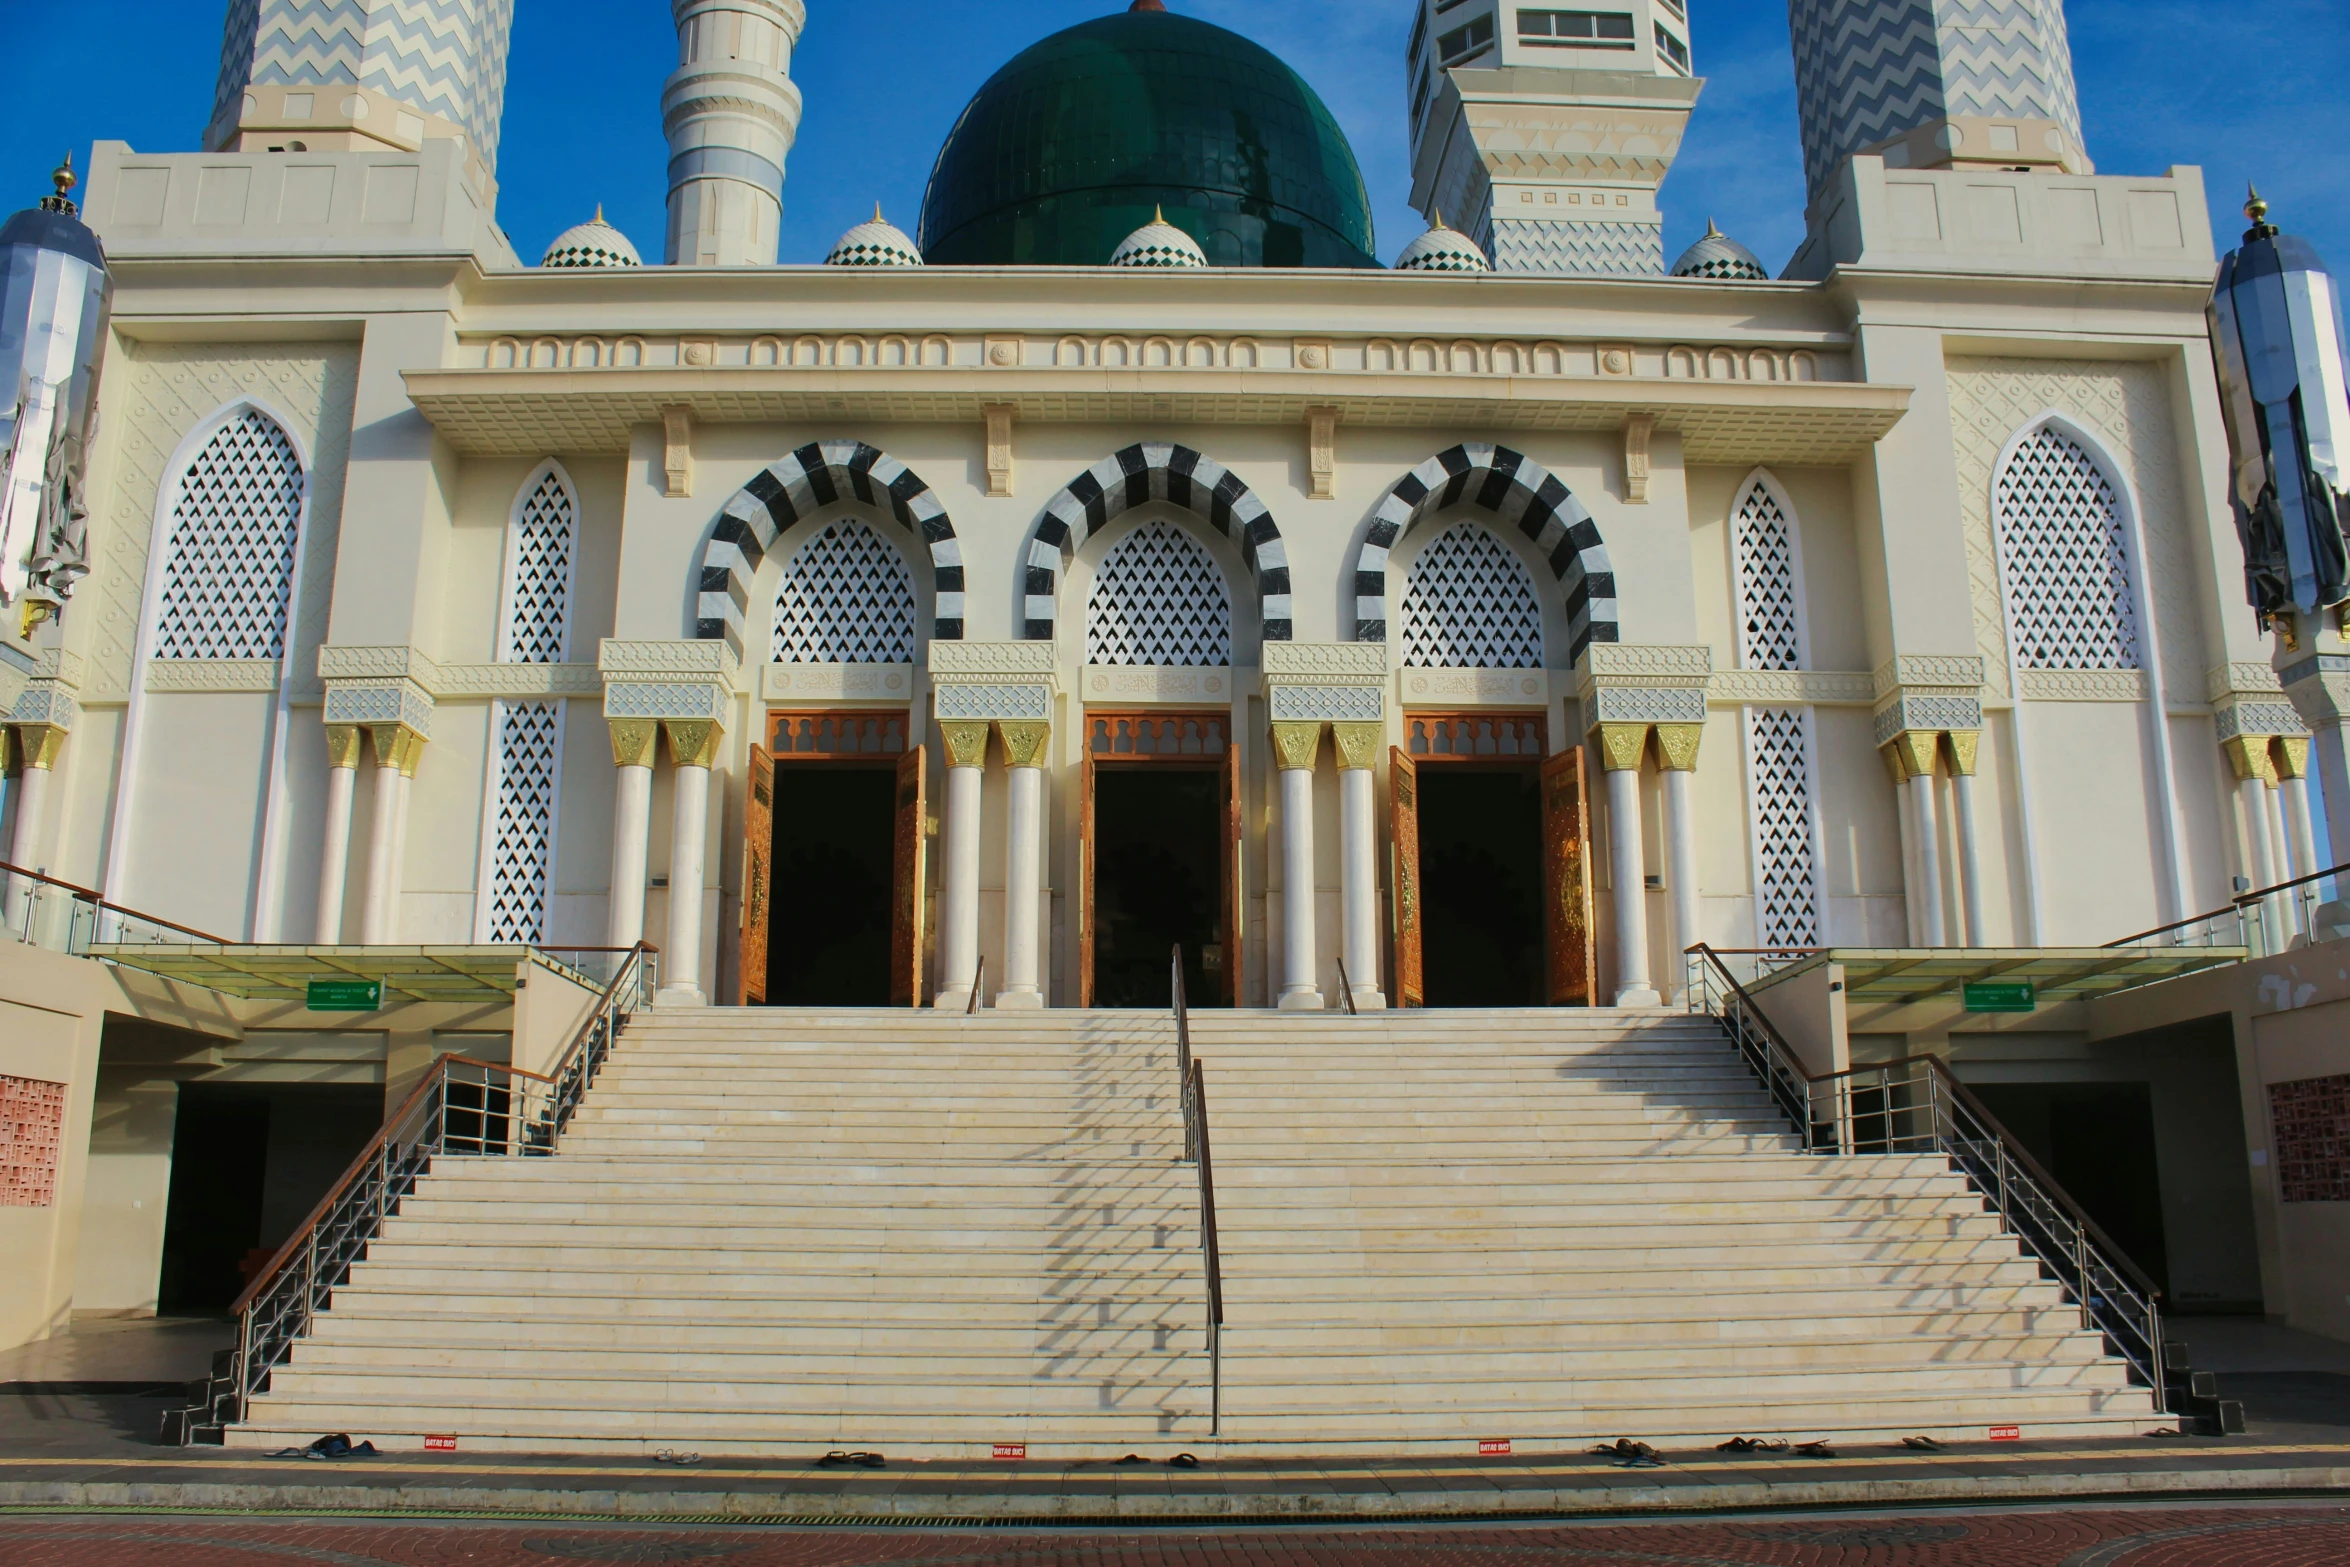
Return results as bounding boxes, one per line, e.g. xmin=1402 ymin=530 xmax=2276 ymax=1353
xmin=1788 ymin=0 xmax=2089 ymax=208
xmin=208 ymin=0 xmax=517 ymax=195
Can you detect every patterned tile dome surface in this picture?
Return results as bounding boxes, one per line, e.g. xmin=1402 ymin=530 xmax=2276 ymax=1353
xmin=541 ymin=210 xmax=642 ymax=270
xmin=828 ymin=210 xmax=925 ymax=267
xmin=1671 ymin=220 xmax=1769 ymax=281
xmin=919 ymin=6 xmax=1377 ymax=269
xmin=1110 ymin=212 xmax=1208 ymax=268
xmin=1395 ymin=218 xmax=1491 ymax=274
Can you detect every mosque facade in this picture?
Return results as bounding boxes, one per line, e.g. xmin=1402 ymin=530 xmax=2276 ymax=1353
xmin=0 ymin=0 xmax=2321 ymax=1027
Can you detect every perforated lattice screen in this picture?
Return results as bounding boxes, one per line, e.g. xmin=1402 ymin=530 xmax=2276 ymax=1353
xmin=484 ymin=701 xmax=562 ymax=946
xmin=1086 ymin=520 xmax=1233 ymax=666
xmin=152 ymin=409 xmax=305 ymax=661
xmin=773 ymin=519 xmax=918 ymax=664
xmin=1735 ymin=482 xmax=1804 ymax=671
xmin=1401 ymin=524 xmax=1544 ymax=669
xmin=1746 ymin=706 xmax=1822 ymax=949
xmin=502 ymin=471 xmax=576 ymax=664
xmin=0 ymin=1075 xmax=66 ymax=1209
xmin=1996 ymin=426 xmax=2140 ymax=671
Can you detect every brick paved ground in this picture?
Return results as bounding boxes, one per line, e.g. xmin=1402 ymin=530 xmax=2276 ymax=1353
xmin=5 ymin=1504 xmax=2350 ymax=1566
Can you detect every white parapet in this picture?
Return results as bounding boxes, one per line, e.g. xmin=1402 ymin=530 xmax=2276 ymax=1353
xmin=664 ymin=0 xmax=806 ymax=267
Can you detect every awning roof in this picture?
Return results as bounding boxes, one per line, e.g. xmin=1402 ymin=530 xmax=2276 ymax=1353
xmin=1751 ymin=946 xmax=2249 ymax=1009
xmin=84 ymin=944 xmax=586 ymax=1004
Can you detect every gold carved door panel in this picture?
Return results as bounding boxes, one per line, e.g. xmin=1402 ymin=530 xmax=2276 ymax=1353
xmin=1542 ymin=746 xmax=1598 ymax=1008
xmin=1390 ymin=746 xmax=1424 ymax=1009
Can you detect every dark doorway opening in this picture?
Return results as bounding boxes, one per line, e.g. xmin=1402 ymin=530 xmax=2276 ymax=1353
xmin=1967 ymin=1080 xmax=2171 ymax=1294
xmin=157 ymin=1083 xmax=383 ymax=1314
xmin=765 ymin=764 xmax=896 ymax=1005
xmin=1418 ymin=767 xmax=1544 ymax=1006
xmin=1094 ymin=768 xmax=1225 ymax=1008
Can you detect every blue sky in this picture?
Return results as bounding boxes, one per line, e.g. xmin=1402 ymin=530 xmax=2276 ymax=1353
xmin=4 ymin=1 xmax=2346 ymax=272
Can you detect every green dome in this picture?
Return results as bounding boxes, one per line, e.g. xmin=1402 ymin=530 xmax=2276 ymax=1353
xmin=918 ymin=7 xmax=1379 ymax=269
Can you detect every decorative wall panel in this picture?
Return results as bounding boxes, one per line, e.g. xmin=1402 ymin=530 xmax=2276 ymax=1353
xmin=1400 ymin=523 xmax=1544 ymax=670
xmin=151 ymin=409 xmax=306 ymax=662
xmin=1085 ymin=519 xmax=1233 ymax=668
xmin=1995 ymin=424 xmax=2140 ymax=672
xmin=1733 ymin=479 xmax=1804 ymax=672
xmin=772 ymin=517 xmax=918 ymax=666
xmin=0 ymin=1075 xmax=67 ymax=1209
xmin=481 ymin=699 xmax=561 ymax=945
xmin=1745 ymin=706 xmax=1824 ymax=948
xmin=500 ymin=467 xmax=576 ymax=664
xmin=2271 ymin=1073 xmax=2350 ymax=1204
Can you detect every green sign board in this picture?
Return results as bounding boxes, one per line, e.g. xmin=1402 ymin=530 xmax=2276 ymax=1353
xmin=1964 ymin=981 xmax=2037 ymax=1014
xmin=306 ymin=979 xmax=383 ymax=1013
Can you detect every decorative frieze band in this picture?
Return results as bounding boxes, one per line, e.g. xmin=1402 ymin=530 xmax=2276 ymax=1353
xmin=1873 ymin=654 xmax=1986 ymax=702
xmin=1399 ymin=667 xmax=1550 ymax=707
xmin=1707 ymin=670 xmax=1874 ymax=706
xmin=935 ymin=684 xmax=1052 ymax=722
xmin=1578 ymin=644 xmax=1710 ymax=733
xmin=324 ymin=678 xmax=434 ymax=736
xmin=1262 ymin=641 xmax=1386 ymax=685
xmin=1270 ymin=685 xmax=1384 ymax=723
xmin=7 ymin=682 xmax=77 ymax=732
xmin=765 ymin=663 xmax=917 ymax=703
xmin=1080 ymin=665 xmax=1237 ymax=706
xmin=145 ymin=660 xmax=286 ymax=694
xmin=1873 ymin=694 xmax=1983 ymax=748
xmin=600 ymin=638 xmax=739 ymax=725
xmin=928 ymin=641 xmax=1055 ymax=724
xmin=319 ymin=645 xmax=603 ymax=701
xmin=2016 ymin=669 xmax=2152 ymax=703
xmin=1590 ymin=685 xmax=1708 ymax=727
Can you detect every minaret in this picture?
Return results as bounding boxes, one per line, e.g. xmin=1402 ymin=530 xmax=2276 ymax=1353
xmin=1404 ymin=0 xmax=1701 ymax=275
xmin=207 ymin=0 xmax=517 ymax=199
xmin=664 ymin=0 xmax=806 ymax=267
xmin=1787 ymin=0 xmax=2090 ymax=211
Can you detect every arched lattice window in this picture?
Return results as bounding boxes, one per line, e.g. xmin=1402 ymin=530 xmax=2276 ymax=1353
xmin=773 ymin=518 xmax=918 ymax=663
xmin=1086 ymin=519 xmax=1233 ymax=666
xmin=500 ymin=466 xmax=577 ymax=664
xmin=1732 ymin=476 xmax=1822 ymax=949
xmin=152 ymin=408 xmax=305 ymax=660
xmin=1400 ymin=523 xmax=1544 ymax=669
xmin=478 ymin=465 xmax=577 ymax=945
xmin=1995 ymin=424 xmax=2140 ymax=671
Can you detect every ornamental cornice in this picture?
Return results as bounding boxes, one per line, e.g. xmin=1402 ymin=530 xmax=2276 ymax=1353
xmin=928 ymin=640 xmax=1057 ymax=683
xmin=323 ymin=678 xmax=435 ymax=736
xmin=1872 ymin=692 xmax=1985 ymax=747
xmin=1872 ymin=654 xmax=1985 ymax=701
xmin=1708 ymin=670 xmax=1875 ymax=706
xmin=1262 ymin=641 xmax=1387 ymax=686
xmin=9 ymin=683 xmax=78 ymax=731
xmin=2213 ymin=696 xmax=2308 ymax=742
xmin=1587 ymin=685 xmax=1707 ymax=727
xmin=934 ymin=684 xmax=1052 ymax=722
xmin=320 ymin=645 xmax=441 ymax=685
xmin=600 ymin=639 xmax=740 ymax=679
xmin=2016 ymin=669 xmax=2152 ymax=703
xmin=146 ymin=660 xmax=281 ymax=694
xmin=318 ymin=645 xmax=603 ymax=701
xmin=435 ymin=663 xmax=604 ymax=699
xmin=2210 ymin=661 xmax=2285 ymax=703
xmin=1269 ymin=685 xmax=1384 ymax=723
xmin=1577 ymin=646 xmax=1711 ymax=709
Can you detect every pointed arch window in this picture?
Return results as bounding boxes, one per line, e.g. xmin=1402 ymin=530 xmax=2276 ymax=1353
xmin=1086 ymin=519 xmax=1233 ymax=666
xmin=773 ymin=517 xmax=918 ymax=664
xmin=152 ymin=407 xmax=306 ymax=661
xmin=1399 ymin=522 xmax=1544 ymax=669
xmin=477 ymin=463 xmax=578 ymax=946
xmin=1732 ymin=475 xmax=1824 ymax=949
xmin=1995 ymin=423 xmax=2140 ymax=671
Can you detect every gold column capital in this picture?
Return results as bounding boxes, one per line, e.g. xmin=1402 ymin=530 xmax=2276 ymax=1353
xmin=1593 ymin=722 xmax=1650 ymax=773
xmin=995 ymin=720 xmax=1051 ymax=770
xmin=1653 ymin=723 xmax=1703 ymax=773
xmin=1330 ymin=721 xmax=1383 ymax=771
xmin=1884 ymin=730 xmax=1940 ymax=783
xmin=608 ymin=718 xmax=661 ymax=770
xmin=14 ymin=724 xmax=66 ymax=771
xmin=325 ymin=724 xmax=365 ymax=772
xmin=2274 ymin=735 xmax=2312 ymax=782
xmin=662 ymin=719 xmax=725 ymax=770
xmin=940 ymin=720 xmax=992 ymax=770
xmin=369 ymin=723 xmax=427 ymax=778
xmin=0 ymin=726 xmax=10 ymax=774
xmin=1270 ymin=721 xmax=1325 ymax=772
xmin=1945 ymin=729 xmax=1981 ymax=777
xmin=2222 ymin=734 xmax=2277 ymax=786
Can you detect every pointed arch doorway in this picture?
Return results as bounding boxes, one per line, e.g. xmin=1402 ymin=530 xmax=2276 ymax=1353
xmin=1079 ymin=712 xmax=1243 ymax=1009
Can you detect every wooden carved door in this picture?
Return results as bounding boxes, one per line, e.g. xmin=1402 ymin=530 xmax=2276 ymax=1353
xmin=1542 ymin=746 xmax=1598 ymax=1007
xmin=1222 ymin=738 xmax=1244 ymax=1006
xmin=1390 ymin=747 xmax=1424 ymax=1009
xmin=890 ymin=745 xmax=928 ymax=1008
xmin=739 ymin=745 xmax=774 ymax=1006
xmin=1079 ymin=750 xmax=1097 ymax=1009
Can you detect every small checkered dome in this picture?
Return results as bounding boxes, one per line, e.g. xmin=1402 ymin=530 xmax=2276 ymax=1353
xmin=541 ymin=208 xmax=641 ymax=270
xmin=1671 ymin=219 xmax=1769 ymax=281
xmin=827 ymin=208 xmax=925 ymax=267
xmin=1394 ymin=214 xmax=1490 ymax=273
xmin=1109 ymin=210 xmax=1208 ymax=268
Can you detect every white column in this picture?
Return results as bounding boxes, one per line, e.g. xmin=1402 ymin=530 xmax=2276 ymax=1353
xmin=994 ymin=721 xmax=1050 ymax=1010
xmin=314 ymin=726 xmax=361 ymax=944
xmin=6 ymin=727 xmax=58 ymax=873
xmin=357 ymin=725 xmax=422 ymax=946
xmin=1893 ymin=767 xmax=1923 ymax=944
xmin=1656 ymin=724 xmax=1702 ymax=993
xmin=1907 ymin=771 xmax=1947 ymax=947
xmin=606 ymin=721 xmax=658 ymax=949
xmin=2309 ymin=719 xmax=2350 ymax=867
xmin=936 ymin=722 xmax=988 ymax=1009
xmin=2281 ymin=738 xmax=2321 ymax=885
xmin=655 ymin=721 xmax=720 ymax=1007
xmin=1334 ymin=726 xmax=1386 ymax=1010
xmin=1272 ymin=722 xmax=1325 ymax=1010
xmin=1950 ymin=734 xmax=1988 ymax=948
xmin=1598 ymin=724 xmax=1660 ymax=1008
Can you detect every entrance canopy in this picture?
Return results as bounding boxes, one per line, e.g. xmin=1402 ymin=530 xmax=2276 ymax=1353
xmin=84 ymin=945 xmax=604 ymax=1005
xmin=1747 ymin=946 xmax=2250 ymax=1025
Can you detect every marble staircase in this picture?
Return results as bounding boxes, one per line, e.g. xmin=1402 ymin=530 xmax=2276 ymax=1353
xmin=227 ymin=1007 xmax=2158 ymax=1457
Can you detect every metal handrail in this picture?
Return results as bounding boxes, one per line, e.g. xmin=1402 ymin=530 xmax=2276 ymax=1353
xmin=2107 ymin=858 xmax=2350 ymax=949
xmin=0 ymin=856 xmax=236 ymax=946
xmin=1334 ymin=957 xmax=1359 ymax=1016
xmin=1684 ymin=942 xmax=2165 ymax=1395
xmin=1171 ymin=945 xmax=1223 ymax=1436
xmin=967 ymin=954 xmax=986 ymax=1015
xmin=205 ymin=942 xmax=655 ymax=1432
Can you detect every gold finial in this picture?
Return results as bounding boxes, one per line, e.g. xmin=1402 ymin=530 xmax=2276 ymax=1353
xmin=1704 ymin=217 xmax=1723 ymax=238
xmin=52 ymin=153 xmax=75 ymax=201
xmin=2246 ymin=184 xmax=2269 ymax=226
xmin=593 ymin=202 xmax=605 ymax=223
xmin=1430 ymin=204 xmax=1449 ymax=231
xmin=874 ymin=201 xmax=885 ymax=222
xmin=1154 ymin=204 xmax=1168 ymax=224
